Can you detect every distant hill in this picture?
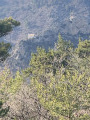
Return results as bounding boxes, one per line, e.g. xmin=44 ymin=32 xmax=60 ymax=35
xmin=0 ymin=0 xmax=90 ymax=72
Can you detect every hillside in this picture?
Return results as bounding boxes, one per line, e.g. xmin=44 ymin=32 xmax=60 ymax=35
xmin=0 ymin=0 xmax=90 ymax=71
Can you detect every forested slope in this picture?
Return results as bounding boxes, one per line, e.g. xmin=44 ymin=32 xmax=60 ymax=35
xmin=0 ymin=0 xmax=90 ymax=72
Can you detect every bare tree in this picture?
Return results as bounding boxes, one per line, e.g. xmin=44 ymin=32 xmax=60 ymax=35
xmin=4 ymin=84 xmax=55 ymax=120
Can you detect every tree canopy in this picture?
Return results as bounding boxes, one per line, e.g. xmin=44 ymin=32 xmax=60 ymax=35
xmin=0 ymin=17 xmax=20 ymax=62
xmin=24 ymin=35 xmax=90 ymax=120
xmin=76 ymin=38 xmax=90 ymax=58
xmin=0 ymin=17 xmax=20 ymax=37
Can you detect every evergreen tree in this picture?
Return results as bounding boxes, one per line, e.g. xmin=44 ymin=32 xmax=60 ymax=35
xmin=0 ymin=17 xmax=20 ymax=62
xmin=0 ymin=17 xmax=20 ymax=118
xmin=0 ymin=42 xmax=11 ymax=62
xmin=0 ymin=17 xmax=20 ymax=37
xmin=0 ymin=68 xmax=23 ymax=118
xmin=0 ymin=101 xmax=9 ymax=118
xmin=24 ymin=35 xmax=90 ymax=120
xmin=76 ymin=38 xmax=90 ymax=58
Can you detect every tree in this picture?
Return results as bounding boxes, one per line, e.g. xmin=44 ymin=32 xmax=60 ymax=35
xmin=0 ymin=42 xmax=11 ymax=62
xmin=0 ymin=68 xmax=23 ymax=119
xmin=0 ymin=68 xmax=23 ymax=100
xmin=4 ymin=84 xmax=54 ymax=120
xmin=0 ymin=101 xmax=9 ymax=118
xmin=0 ymin=17 xmax=20 ymax=118
xmin=0 ymin=17 xmax=20 ymax=62
xmin=76 ymin=38 xmax=90 ymax=58
xmin=24 ymin=35 xmax=90 ymax=120
xmin=34 ymin=69 xmax=90 ymax=120
xmin=0 ymin=17 xmax=20 ymax=37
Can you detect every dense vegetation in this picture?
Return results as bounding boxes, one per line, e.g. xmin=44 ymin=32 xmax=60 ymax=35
xmin=0 ymin=17 xmax=20 ymax=118
xmin=0 ymin=17 xmax=20 ymax=37
xmin=0 ymin=27 xmax=90 ymax=119
xmin=0 ymin=1 xmax=90 ymax=119
xmin=24 ymin=35 xmax=90 ymax=120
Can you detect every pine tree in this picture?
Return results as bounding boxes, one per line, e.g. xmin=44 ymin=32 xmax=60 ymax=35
xmin=0 ymin=101 xmax=9 ymax=118
xmin=24 ymin=35 xmax=90 ymax=120
xmin=76 ymin=38 xmax=90 ymax=58
xmin=0 ymin=17 xmax=20 ymax=37
xmin=0 ymin=17 xmax=20 ymax=118
xmin=0 ymin=68 xmax=23 ymax=118
xmin=0 ymin=17 xmax=20 ymax=62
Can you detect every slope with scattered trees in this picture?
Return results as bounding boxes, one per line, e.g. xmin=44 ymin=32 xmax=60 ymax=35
xmin=0 ymin=17 xmax=20 ymax=62
xmin=0 ymin=17 xmax=20 ymax=118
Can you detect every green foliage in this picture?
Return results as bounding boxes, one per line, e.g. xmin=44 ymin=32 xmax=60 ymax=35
xmin=56 ymin=34 xmax=73 ymax=54
xmin=0 ymin=17 xmax=20 ymax=62
xmin=24 ymin=35 xmax=90 ymax=120
xmin=76 ymin=38 xmax=90 ymax=58
xmin=0 ymin=17 xmax=20 ymax=37
xmin=77 ymin=114 xmax=90 ymax=120
xmin=0 ymin=68 xmax=23 ymax=102
xmin=10 ymin=71 xmax=24 ymax=93
xmin=0 ymin=68 xmax=23 ymax=118
xmin=0 ymin=42 xmax=11 ymax=61
xmin=0 ymin=17 xmax=20 ymax=118
xmin=0 ymin=101 xmax=9 ymax=118
xmin=37 ymin=70 xmax=90 ymax=119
